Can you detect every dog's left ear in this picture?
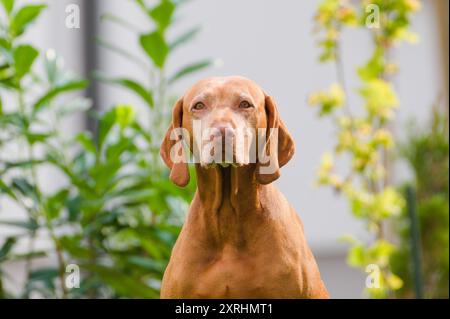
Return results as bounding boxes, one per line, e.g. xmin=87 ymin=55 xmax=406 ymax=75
xmin=256 ymin=94 xmax=295 ymax=184
xmin=160 ymin=97 xmax=190 ymax=187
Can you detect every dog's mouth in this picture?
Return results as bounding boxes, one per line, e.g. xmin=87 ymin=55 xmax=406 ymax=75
xmin=172 ymin=125 xmax=268 ymax=167
xmin=200 ymin=142 xmax=252 ymax=167
xmin=200 ymin=151 xmax=248 ymax=168
xmin=195 ymin=129 xmax=253 ymax=168
xmin=203 ymin=163 xmax=239 ymax=169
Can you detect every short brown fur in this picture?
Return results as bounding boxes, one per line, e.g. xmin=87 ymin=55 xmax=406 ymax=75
xmin=160 ymin=76 xmax=329 ymax=298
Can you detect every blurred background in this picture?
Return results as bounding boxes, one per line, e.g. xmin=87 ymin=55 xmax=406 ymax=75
xmin=0 ymin=0 xmax=448 ymax=298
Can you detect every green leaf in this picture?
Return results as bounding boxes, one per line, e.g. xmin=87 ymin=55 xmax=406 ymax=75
xmin=0 ymin=237 xmax=17 ymax=262
xmin=90 ymin=158 xmax=122 ymax=191
xmin=26 ymin=132 xmax=51 ymax=145
xmin=149 ymin=0 xmax=175 ymax=33
xmin=28 ymin=268 xmax=59 ymax=287
xmin=117 ymin=78 xmax=154 ymax=107
xmin=347 ymin=244 xmax=366 ymax=267
xmin=0 ymin=179 xmax=17 ymax=200
xmin=98 ymin=75 xmax=154 ymax=108
xmin=368 ymin=239 xmax=396 ymax=267
xmin=4 ymin=159 xmax=46 ymax=170
xmin=66 ymin=197 xmax=82 ymax=222
xmin=114 ymin=104 xmax=136 ymax=128
xmin=46 ymin=189 xmax=69 ymax=220
xmin=76 ymin=132 xmax=97 ymax=154
xmin=10 ymin=4 xmax=47 ymax=37
xmin=101 ymin=13 xmax=139 ymax=32
xmin=168 ymin=59 xmax=212 ymax=84
xmin=358 ymin=48 xmax=385 ymax=81
xmin=131 ymin=121 xmax=151 ymax=142
xmin=59 ymin=236 xmax=92 ymax=258
xmin=33 ymin=79 xmax=88 ymax=113
xmin=126 ymin=255 xmax=166 ymax=273
xmin=0 ymin=39 xmax=13 ymax=66
xmin=386 ymin=273 xmax=403 ymax=290
xmin=0 ymin=39 xmax=12 ymax=68
xmin=0 ymin=219 xmax=39 ymax=231
xmin=8 ymin=250 xmax=47 ymax=262
xmin=0 ymin=70 xmax=17 ymax=89
xmin=170 ymin=26 xmax=200 ymax=51
xmin=98 ymin=108 xmax=116 ymax=148
xmin=139 ymin=31 xmax=169 ymax=68
xmin=12 ymin=178 xmax=36 ymax=198
xmin=13 ymin=44 xmax=38 ymax=81
xmin=105 ymin=144 xmax=137 ymax=170
xmin=0 ymin=112 xmax=27 ymax=128
xmin=338 ymin=234 xmax=359 ymax=245
xmin=114 ymin=188 xmax=157 ymax=206
xmin=0 ymin=38 xmax=12 ymax=51
xmin=57 ymin=97 xmax=93 ymax=117
xmin=1 ymin=0 xmax=14 ymax=15
xmin=135 ymin=0 xmax=146 ymax=10
xmin=83 ymin=264 xmax=159 ymax=298
xmin=96 ymin=37 xmax=148 ymax=70
xmin=10 ymin=177 xmax=40 ymax=207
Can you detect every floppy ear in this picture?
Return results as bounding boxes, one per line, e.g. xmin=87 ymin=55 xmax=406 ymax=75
xmin=256 ymin=94 xmax=295 ymax=184
xmin=160 ymin=97 xmax=190 ymax=187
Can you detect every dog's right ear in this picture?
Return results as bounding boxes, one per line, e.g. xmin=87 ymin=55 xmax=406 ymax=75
xmin=256 ymin=94 xmax=295 ymax=184
xmin=160 ymin=97 xmax=190 ymax=187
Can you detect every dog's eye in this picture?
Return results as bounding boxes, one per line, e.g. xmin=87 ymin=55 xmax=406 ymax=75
xmin=192 ymin=102 xmax=205 ymax=111
xmin=239 ymin=101 xmax=253 ymax=109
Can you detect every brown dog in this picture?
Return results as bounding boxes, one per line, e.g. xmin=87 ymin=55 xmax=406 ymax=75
xmin=160 ymin=76 xmax=329 ymax=298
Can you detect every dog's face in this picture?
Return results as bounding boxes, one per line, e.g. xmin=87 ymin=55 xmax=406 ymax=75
xmin=161 ymin=76 xmax=295 ymax=187
xmin=182 ymin=76 xmax=266 ymax=167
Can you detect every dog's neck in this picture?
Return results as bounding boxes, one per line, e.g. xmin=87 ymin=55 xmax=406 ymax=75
xmin=195 ymin=163 xmax=261 ymax=212
xmin=194 ymin=164 xmax=263 ymax=246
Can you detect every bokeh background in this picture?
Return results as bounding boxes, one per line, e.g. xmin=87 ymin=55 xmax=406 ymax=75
xmin=0 ymin=0 xmax=448 ymax=298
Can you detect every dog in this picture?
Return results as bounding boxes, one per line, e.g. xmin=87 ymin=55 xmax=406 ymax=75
xmin=159 ymin=76 xmax=329 ymax=298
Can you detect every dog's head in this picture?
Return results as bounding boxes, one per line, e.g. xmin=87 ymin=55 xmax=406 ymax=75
xmin=160 ymin=76 xmax=295 ymax=187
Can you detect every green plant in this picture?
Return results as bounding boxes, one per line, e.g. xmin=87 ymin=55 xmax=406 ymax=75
xmin=309 ymin=0 xmax=421 ymax=298
xmin=0 ymin=0 xmax=210 ymax=298
xmin=0 ymin=0 xmax=88 ymax=298
xmin=97 ymin=0 xmax=213 ymax=150
xmin=391 ymin=106 xmax=449 ymax=298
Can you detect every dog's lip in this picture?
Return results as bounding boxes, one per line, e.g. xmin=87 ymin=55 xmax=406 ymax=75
xmin=207 ymin=134 xmax=235 ymax=143
xmin=202 ymin=161 xmax=246 ymax=169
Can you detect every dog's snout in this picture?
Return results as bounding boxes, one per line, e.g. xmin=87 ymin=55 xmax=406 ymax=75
xmin=212 ymin=122 xmax=234 ymax=137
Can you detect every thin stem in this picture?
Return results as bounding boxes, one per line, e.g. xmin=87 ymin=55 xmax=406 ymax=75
xmin=17 ymin=89 xmax=36 ymax=286
xmin=27 ymin=122 xmax=69 ymax=298
xmin=19 ymin=86 xmax=68 ymax=298
xmin=334 ymin=33 xmax=354 ymax=120
xmin=24 ymin=232 xmax=36 ymax=285
xmin=49 ymin=230 xmax=68 ymax=298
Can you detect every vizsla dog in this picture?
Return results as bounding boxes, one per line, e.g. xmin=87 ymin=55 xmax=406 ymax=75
xmin=160 ymin=76 xmax=329 ymax=298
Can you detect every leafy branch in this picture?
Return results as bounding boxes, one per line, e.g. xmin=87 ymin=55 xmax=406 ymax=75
xmin=309 ymin=0 xmax=421 ymax=298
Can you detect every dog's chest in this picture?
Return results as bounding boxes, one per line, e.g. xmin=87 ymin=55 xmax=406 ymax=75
xmin=172 ymin=245 xmax=303 ymax=298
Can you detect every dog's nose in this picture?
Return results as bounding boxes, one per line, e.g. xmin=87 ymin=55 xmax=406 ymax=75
xmin=213 ymin=123 xmax=234 ymax=137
